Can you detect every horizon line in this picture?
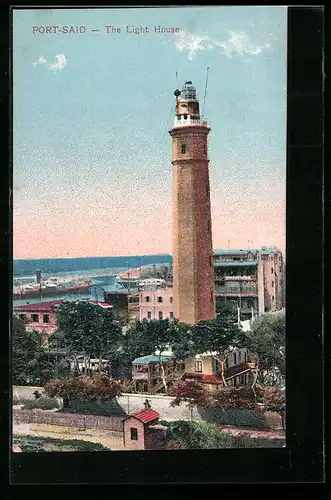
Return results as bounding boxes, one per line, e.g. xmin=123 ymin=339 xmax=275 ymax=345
xmin=13 ymin=246 xmax=285 ymax=261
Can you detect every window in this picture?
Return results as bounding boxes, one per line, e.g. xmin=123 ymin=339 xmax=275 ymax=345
xmin=170 ymin=296 xmax=173 ymax=303
xmin=145 ymin=296 xmax=150 ymax=302
xmin=170 ymin=312 xmax=174 ymax=319
xmin=31 ymin=314 xmax=39 ymax=322
xmin=204 ymin=144 xmax=207 ymax=154
xmin=195 ymin=360 xmax=202 ymax=373
xmin=244 ymin=351 xmax=248 ymax=362
xmin=210 ymin=291 xmax=213 ymax=303
xmin=233 ymin=352 xmax=237 ymax=365
xmin=147 ymin=311 xmax=152 ymax=319
xmin=271 ymin=267 xmax=274 ymax=274
xmin=43 ymin=314 xmax=50 ymax=323
xmin=130 ymin=428 xmax=138 ymax=440
xmin=157 ymin=296 xmax=163 ymax=303
xmin=272 ymin=296 xmax=275 ymax=301
xmin=158 ymin=311 xmax=163 ymax=320
xmin=183 ymin=114 xmax=188 ymax=120
xmin=247 ymin=299 xmax=253 ymax=309
xmin=181 ymin=143 xmax=187 ymax=154
xmin=19 ymin=314 xmax=25 ymax=321
xmin=272 ymin=281 xmax=274 ymax=287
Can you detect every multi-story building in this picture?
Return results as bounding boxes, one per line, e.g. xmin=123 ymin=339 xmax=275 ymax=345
xmin=139 ymin=283 xmax=174 ymax=321
xmin=127 ymin=293 xmax=140 ymax=324
xmin=13 ymin=299 xmax=113 ymax=346
xmin=131 ymin=349 xmax=256 ymax=394
xmin=213 ymin=247 xmax=285 ymax=321
xmin=13 ymin=300 xmax=64 ymax=345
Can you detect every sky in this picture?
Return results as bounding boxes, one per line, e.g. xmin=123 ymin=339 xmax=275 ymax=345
xmin=13 ymin=7 xmax=287 ymax=259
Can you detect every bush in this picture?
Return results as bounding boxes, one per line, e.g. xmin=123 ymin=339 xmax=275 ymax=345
xmin=44 ymin=374 xmax=122 ymax=402
xmin=234 ymin=436 xmax=285 ymax=448
xmin=12 ymin=434 xmax=110 ymax=452
xmin=22 ymin=397 xmax=60 ymax=410
xmin=165 ymin=420 xmax=234 ymax=449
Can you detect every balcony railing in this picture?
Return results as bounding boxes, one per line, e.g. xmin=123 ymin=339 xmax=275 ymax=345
xmin=173 ymin=116 xmax=209 ymax=128
xmin=215 ymin=286 xmax=258 ymax=296
xmin=215 ymin=275 xmax=257 ymax=282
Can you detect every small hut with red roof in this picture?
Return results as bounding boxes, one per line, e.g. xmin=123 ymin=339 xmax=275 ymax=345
xmin=123 ymin=407 xmax=167 ymax=450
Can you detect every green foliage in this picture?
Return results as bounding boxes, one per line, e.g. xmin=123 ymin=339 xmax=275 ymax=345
xmin=243 ymin=312 xmax=285 ymax=378
xmin=12 ymin=316 xmax=55 ymax=386
xmin=193 ymin=308 xmax=246 ymax=356
xmin=165 ymin=420 xmax=234 ymax=449
xmin=12 ymin=434 xmax=110 ymax=452
xmin=22 ymin=397 xmax=60 ymax=410
xmin=49 ymin=300 xmax=123 ymax=378
xmin=54 ymin=300 xmax=122 ymax=372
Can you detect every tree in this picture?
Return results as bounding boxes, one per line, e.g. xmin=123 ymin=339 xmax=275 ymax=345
xmin=170 ymin=379 xmax=212 ymax=419
xmin=212 ymin=385 xmax=257 ymax=410
xmin=243 ymin=312 xmax=285 ymax=387
xmin=190 ymin=307 xmax=246 ymax=386
xmin=12 ymin=316 xmax=55 ymax=386
xmin=44 ymin=373 xmax=122 ymax=407
xmin=53 ymin=301 xmax=122 ymax=375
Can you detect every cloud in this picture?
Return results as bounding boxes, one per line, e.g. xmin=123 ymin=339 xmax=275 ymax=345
xmin=32 ymin=55 xmax=47 ymax=66
xmin=175 ymin=30 xmax=272 ymax=60
xmin=48 ymin=54 xmax=67 ymax=71
xmin=175 ymin=32 xmax=211 ymax=60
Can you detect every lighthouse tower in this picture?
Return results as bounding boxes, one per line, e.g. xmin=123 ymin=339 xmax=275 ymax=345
xmin=169 ymin=81 xmax=216 ymax=325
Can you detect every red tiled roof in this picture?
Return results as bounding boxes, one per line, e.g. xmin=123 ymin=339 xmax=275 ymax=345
xmin=14 ymin=299 xmax=113 ymax=312
xmin=184 ymin=373 xmax=222 ymax=385
xmin=13 ymin=300 xmax=64 ymax=311
xmin=130 ymin=408 xmax=160 ymax=424
xmin=88 ymin=300 xmax=113 ymax=308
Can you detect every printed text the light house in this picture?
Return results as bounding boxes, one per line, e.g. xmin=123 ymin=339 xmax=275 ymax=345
xmin=169 ymin=81 xmax=216 ymax=325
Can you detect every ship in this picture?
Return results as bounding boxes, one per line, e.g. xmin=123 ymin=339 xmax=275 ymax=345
xmin=13 ymin=279 xmax=94 ymax=300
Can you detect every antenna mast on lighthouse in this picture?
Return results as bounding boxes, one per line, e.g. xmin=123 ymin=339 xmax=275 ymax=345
xmin=202 ymin=66 xmax=210 ymax=118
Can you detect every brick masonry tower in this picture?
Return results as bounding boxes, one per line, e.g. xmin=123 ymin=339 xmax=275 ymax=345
xmin=169 ymin=81 xmax=216 ymax=325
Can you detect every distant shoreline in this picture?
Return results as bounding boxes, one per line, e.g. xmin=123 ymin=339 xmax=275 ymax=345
xmin=13 ymin=254 xmax=172 ymax=277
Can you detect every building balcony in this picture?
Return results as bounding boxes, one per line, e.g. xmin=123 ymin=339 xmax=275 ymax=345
xmin=128 ymin=304 xmax=139 ymax=312
xmin=215 ymin=275 xmax=257 ymax=282
xmin=173 ymin=116 xmax=209 ymax=128
xmin=215 ymin=286 xmax=258 ymax=296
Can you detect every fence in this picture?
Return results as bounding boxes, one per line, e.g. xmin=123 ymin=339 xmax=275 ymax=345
xmin=12 ymin=408 xmax=123 ymax=432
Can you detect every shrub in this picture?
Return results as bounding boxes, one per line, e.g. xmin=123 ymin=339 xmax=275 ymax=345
xmin=22 ymin=397 xmax=60 ymax=410
xmin=44 ymin=374 xmax=123 ymax=402
xmin=12 ymin=434 xmax=110 ymax=452
xmin=165 ymin=420 xmax=234 ymax=449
